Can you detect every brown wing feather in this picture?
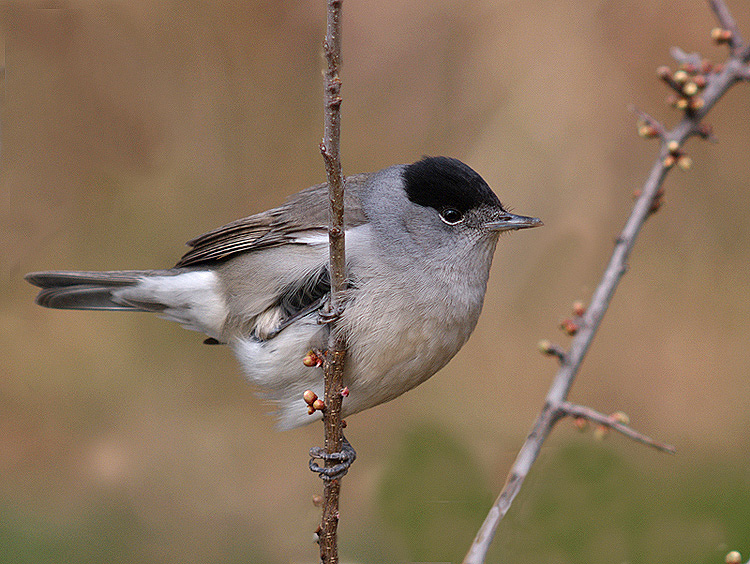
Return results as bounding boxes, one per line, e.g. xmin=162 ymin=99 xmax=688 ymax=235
xmin=175 ymin=174 xmax=372 ymax=268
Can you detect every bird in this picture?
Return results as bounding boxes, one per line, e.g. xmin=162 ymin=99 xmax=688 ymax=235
xmin=26 ymin=156 xmax=541 ymax=477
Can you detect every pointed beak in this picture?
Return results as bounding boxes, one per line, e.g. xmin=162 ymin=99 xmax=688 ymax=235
xmin=486 ymin=211 xmax=544 ymax=232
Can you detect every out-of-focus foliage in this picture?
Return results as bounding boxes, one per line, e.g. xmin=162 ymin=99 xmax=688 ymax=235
xmin=3 ymin=2 xmax=750 ymax=563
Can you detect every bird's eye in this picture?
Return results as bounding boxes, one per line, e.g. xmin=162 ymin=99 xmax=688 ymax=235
xmin=440 ymin=208 xmax=464 ymax=225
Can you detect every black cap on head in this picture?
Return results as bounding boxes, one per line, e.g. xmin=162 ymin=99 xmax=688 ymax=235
xmin=402 ymin=156 xmax=502 ymax=214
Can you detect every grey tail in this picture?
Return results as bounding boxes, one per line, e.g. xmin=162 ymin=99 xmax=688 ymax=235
xmin=25 ymin=270 xmax=162 ymax=311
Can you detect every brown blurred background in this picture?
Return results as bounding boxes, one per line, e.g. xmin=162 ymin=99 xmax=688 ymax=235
xmin=3 ymin=2 xmax=750 ymax=563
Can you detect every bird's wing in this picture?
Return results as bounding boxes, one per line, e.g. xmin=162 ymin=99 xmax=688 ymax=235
xmin=175 ymin=174 xmax=372 ymax=268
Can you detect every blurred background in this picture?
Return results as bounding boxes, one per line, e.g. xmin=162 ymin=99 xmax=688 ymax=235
xmin=3 ymin=1 xmax=750 ymax=563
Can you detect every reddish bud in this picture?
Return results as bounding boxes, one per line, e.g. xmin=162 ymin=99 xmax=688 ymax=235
xmin=637 ymin=124 xmax=659 ymax=139
xmin=680 ymin=63 xmax=698 ymax=74
xmin=649 ymin=188 xmax=665 ymax=213
xmin=656 ymin=65 xmax=672 ymax=79
xmin=312 ymin=399 xmax=326 ymax=411
xmin=560 ymin=319 xmax=579 ymax=336
xmin=340 ymin=386 xmax=350 ymax=397
xmin=594 ymin=425 xmax=610 ymax=441
xmin=573 ymin=417 xmax=589 ymax=432
xmin=303 ymin=350 xmax=323 ymax=367
xmin=689 ymin=97 xmax=704 ymax=111
xmin=610 ymin=411 xmax=630 ymax=425
xmin=572 ymin=301 xmax=586 ymax=317
xmin=307 ymin=405 xmax=316 ymax=415
xmin=677 ymin=155 xmax=693 ymax=171
xmin=711 ymin=27 xmax=733 ymax=44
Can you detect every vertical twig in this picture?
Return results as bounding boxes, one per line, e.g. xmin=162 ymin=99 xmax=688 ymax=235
xmin=319 ymin=1 xmax=345 ymax=563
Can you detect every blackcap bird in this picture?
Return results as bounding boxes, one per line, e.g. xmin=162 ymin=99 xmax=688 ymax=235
xmin=26 ymin=156 xmax=541 ymax=475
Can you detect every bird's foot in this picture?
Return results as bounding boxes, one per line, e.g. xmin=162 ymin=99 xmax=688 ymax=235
xmin=309 ymin=436 xmax=356 ymax=481
xmin=317 ymin=297 xmax=344 ymax=325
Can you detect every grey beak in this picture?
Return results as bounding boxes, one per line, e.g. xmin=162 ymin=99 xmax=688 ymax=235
xmin=486 ymin=212 xmax=544 ymax=232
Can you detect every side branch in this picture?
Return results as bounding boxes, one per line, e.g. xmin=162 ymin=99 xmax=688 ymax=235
xmin=463 ymin=2 xmax=750 ymax=562
xmin=558 ymin=402 xmax=676 ymax=453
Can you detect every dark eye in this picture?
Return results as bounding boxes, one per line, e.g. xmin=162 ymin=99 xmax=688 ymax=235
xmin=440 ymin=207 xmax=464 ymax=225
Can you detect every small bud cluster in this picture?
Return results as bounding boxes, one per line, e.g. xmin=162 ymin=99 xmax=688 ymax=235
xmin=661 ymin=139 xmax=692 ymax=172
xmin=559 ymin=300 xmax=586 ymax=336
xmin=303 ymin=389 xmax=326 ymax=415
xmin=539 ymin=301 xmax=589 ymax=362
xmin=539 ymin=302 xmax=588 ymax=362
xmin=636 ymin=119 xmax=660 ymax=139
xmin=658 ymin=64 xmax=707 ymax=116
xmin=559 ymin=318 xmax=579 ymax=336
xmin=303 ymin=349 xmax=325 ymax=367
xmin=711 ymin=27 xmax=733 ymax=45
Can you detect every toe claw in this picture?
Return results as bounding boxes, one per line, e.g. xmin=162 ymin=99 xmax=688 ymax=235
xmin=309 ymin=436 xmax=357 ymax=481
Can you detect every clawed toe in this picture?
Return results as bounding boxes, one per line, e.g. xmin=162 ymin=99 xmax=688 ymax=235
xmin=309 ymin=436 xmax=357 ymax=481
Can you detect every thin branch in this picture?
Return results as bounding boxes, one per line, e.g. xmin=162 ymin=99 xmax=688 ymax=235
xmin=558 ymin=402 xmax=676 ymax=453
xmin=463 ymin=2 xmax=749 ymax=562
xmin=318 ymin=1 xmax=346 ymax=563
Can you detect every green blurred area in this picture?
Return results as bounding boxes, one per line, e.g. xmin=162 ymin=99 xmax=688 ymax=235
xmin=2 ymin=1 xmax=750 ymax=563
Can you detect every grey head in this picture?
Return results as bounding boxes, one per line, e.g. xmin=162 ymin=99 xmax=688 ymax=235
xmin=359 ymin=156 xmax=542 ymax=269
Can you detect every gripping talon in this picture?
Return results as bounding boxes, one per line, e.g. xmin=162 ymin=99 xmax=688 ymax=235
xmin=317 ymin=297 xmax=345 ymax=325
xmin=309 ymin=436 xmax=357 ymax=481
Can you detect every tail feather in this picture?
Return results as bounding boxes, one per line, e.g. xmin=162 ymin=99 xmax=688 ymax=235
xmin=25 ymin=269 xmax=228 ymax=339
xmin=26 ymin=270 xmax=183 ymax=311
